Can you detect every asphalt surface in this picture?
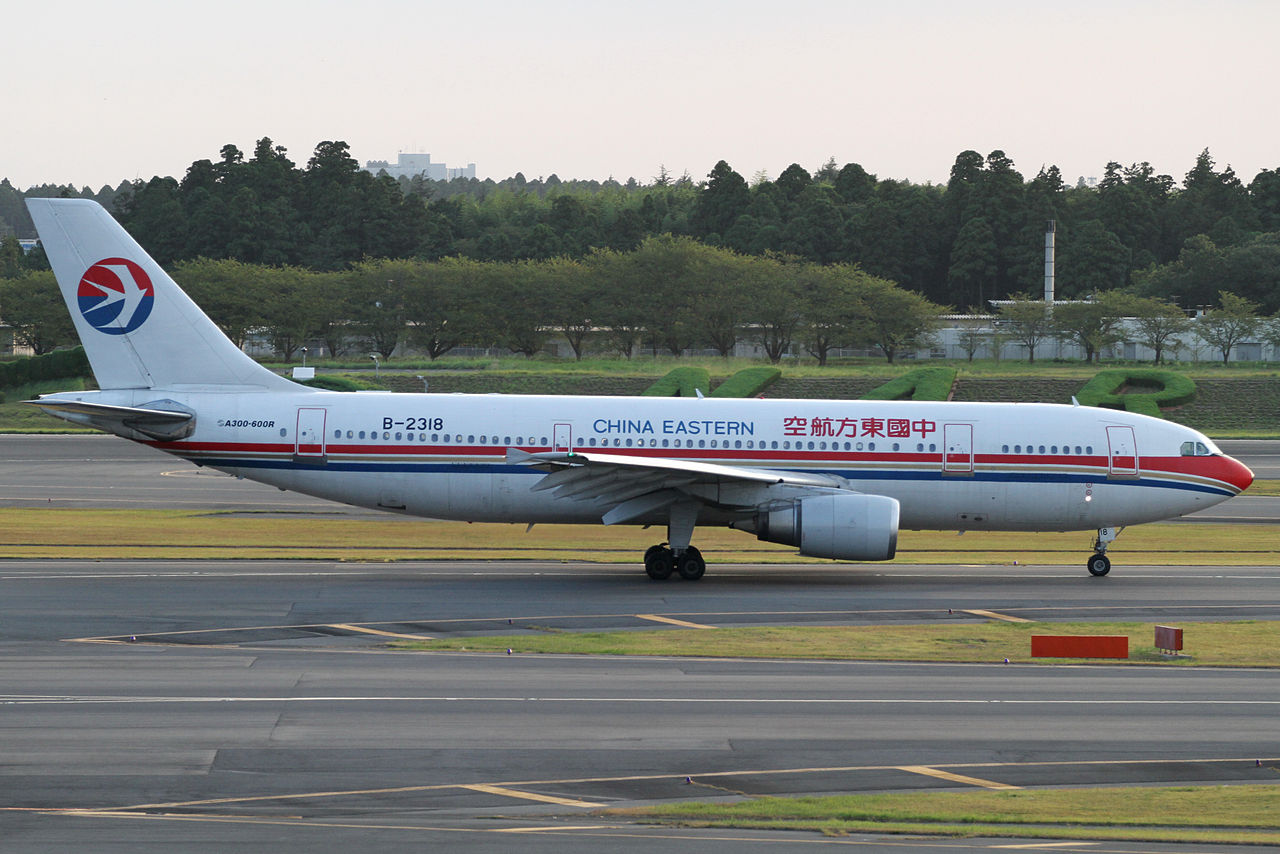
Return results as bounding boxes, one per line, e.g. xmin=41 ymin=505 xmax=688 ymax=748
xmin=2 ymin=560 xmax=1279 ymax=852
xmin=1 ymin=436 xmax=1278 ymax=851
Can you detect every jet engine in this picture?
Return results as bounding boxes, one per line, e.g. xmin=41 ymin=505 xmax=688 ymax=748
xmin=736 ymin=493 xmax=900 ymax=561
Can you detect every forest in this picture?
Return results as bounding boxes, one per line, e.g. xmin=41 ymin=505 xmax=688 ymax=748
xmin=2 ymin=138 xmax=1279 ymax=362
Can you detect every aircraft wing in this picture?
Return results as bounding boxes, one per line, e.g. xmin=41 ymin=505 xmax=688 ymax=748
xmin=506 ymin=448 xmax=845 ymax=525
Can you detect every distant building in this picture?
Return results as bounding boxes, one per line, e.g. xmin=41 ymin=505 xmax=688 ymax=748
xmin=363 ymin=153 xmax=476 ymax=182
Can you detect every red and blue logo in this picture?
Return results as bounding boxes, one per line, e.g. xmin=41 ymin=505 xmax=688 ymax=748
xmin=78 ymin=258 xmax=155 ymax=335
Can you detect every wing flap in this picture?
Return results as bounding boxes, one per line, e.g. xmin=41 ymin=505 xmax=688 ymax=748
xmin=506 ymin=448 xmax=846 ymax=522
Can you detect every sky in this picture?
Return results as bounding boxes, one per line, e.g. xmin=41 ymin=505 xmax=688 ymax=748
xmin=7 ymin=0 xmax=1278 ymax=191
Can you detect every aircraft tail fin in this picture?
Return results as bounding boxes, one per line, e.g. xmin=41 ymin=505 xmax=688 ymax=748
xmin=25 ymin=198 xmax=296 ymax=392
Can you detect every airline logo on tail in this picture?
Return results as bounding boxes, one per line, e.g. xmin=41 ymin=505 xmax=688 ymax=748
xmin=78 ymin=258 xmax=155 ymax=335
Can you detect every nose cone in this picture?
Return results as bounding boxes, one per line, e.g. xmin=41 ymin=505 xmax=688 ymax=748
xmin=1220 ymin=454 xmax=1254 ymax=493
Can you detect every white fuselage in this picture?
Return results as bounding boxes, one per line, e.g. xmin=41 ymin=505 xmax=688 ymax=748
xmin=106 ymin=389 xmax=1249 ymax=533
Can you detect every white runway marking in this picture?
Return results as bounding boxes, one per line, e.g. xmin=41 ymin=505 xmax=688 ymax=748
xmin=4 ymin=695 xmax=1280 ymax=707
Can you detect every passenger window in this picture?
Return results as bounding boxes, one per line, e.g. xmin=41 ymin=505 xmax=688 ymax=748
xmin=1051 ymin=445 xmax=1057 ymax=454
xmin=1014 ymin=445 xmax=1021 ymax=453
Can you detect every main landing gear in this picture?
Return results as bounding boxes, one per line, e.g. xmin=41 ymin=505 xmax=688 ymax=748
xmin=643 ymin=500 xmax=706 ymax=581
xmin=1087 ymin=526 xmax=1121 ymax=577
xmin=644 ymin=544 xmax=705 ymax=581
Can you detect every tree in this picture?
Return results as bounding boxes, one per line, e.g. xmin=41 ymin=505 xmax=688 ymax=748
xmin=0 ymin=271 xmax=77 ymax=354
xmin=345 ymin=267 xmax=408 ymax=359
xmin=797 ymin=264 xmax=869 ymax=366
xmin=258 ymin=266 xmax=323 ymax=360
xmin=1050 ymin=291 xmax=1133 ymax=363
xmin=540 ymin=256 xmax=596 ymax=360
xmin=485 ymin=262 xmax=551 ymax=357
xmin=955 ymin=309 xmax=992 ymax=362
xmin=1056 ymin=220 xmax=1129 ymax=297
xmin=946 ymin=217 xmax=997 ymax=307
xmin=171 ymin=258 xmax=267 ymax=348
xmin=587 ymin=248 xmax=649 ymax=358
xmin=859 ymin=277 xmax=944 ymax=364
xmin=746 ymin=255 xmax=803 ymax=364
xmin=402 ymin=257 xmax=487 ymax=360
xmin=999 ymin=295 xmax=1054 ymax=363
xmin=690 ymin=161 xmax=750 ymax=240
xmin=1195 ymin=291 xmax=1262 ymax=364
xmin=1128 ymin=296 xmax=1192 ymax=364
xmin=686 ymin=246 xmax=750 ymax=357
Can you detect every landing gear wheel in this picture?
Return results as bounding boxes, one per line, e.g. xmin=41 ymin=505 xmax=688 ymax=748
xmin=676 ymin=546 xmax=706 ymax=581
xmin=1087 ymin=553 xmax=1111 ymax=577
xmin=644 ymin=545 xmax=674 ymax=580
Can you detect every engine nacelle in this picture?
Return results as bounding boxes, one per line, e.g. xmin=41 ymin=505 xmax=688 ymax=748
xmin=743 ymin=493 xmax=899 ymax=561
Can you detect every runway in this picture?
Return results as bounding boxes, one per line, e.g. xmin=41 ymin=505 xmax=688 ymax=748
xmin=2 ymin=560 xmax=1279 ymax=852
xmin=2 ymin=435 xmax=1278 ymax=850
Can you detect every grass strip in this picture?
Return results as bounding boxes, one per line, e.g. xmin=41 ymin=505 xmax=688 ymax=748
xmin=612 ymin=785 xmax=1280 ymax=844
xmin=390 ymin=620 xmax=1280 ymax=667
xmin=0 ymin=509 xmax=1274 ymax=563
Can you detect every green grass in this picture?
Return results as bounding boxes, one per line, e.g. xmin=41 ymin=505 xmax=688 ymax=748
xmin=4 ymin=358 xmax=1280 ymax=434
xmin=0 ymin=510 xmax=1272 ymax=563
xmin=392 ymin=620 xmax=1280 ymax=667
xmin=615 ymin=785 xmax=1280 ymax=844
xmin=0 ymin=377 xmax=96 ymax=432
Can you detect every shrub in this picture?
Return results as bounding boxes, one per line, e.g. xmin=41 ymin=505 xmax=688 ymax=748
xmin=642 ymin=367 xmax=711 ymax=397
xmin=1075 ymin=369 xmax=1197 ymax=418
xmin=0 ymin=347 xmax=90 ymax=389
xmin=295 ymin=374 xmax=380 ymax=392
xmin=861 ymin=367 xmax=957 ymax=401
xmin=710 ymin=366 xmax=782 ymax=398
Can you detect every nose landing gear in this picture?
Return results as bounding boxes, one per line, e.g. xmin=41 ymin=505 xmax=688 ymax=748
xmin=1087 ymin=527 xmax=1121 ymax=576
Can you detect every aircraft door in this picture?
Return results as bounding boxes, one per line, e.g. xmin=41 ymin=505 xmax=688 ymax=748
xmin=553 ymin=422 xmax=573 ymax=453
xmin=942 ymin=423 xmax=973 ymax=475
xmin=295 ymin=407 xmax=328 ymax=462
xmin=1106 ymin=425 xmax=1138 ymax=478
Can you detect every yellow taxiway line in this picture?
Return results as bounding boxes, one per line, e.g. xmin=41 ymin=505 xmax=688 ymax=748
xmin=898 ymin=765 xmax=1021 ymax=790
xmin=458 ymin=784 xmax=603 ymax=808
xmin=329 ymin=624 xmax=435 ymax=640
xmin=964 ymin=609 xmax=1034 ymax=623
xmin=635 ymin=614 xmax=716 ymax=629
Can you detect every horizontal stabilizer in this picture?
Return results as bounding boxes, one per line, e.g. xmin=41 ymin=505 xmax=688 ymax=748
xmin=26 ymin=398 xmax=195 ymax=440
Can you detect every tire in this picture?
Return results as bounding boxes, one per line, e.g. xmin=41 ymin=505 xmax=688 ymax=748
xmin=1087 ymin=553 xmax=1111 ymax=577
xmin=645 ymin=548 xmax=674 ymax=580
xmin=676 ymin=546 xmax=706 ymax=581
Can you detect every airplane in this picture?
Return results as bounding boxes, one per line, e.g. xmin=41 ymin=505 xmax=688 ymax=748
xmin=23 ymin=198 xmax=1254 ymax=580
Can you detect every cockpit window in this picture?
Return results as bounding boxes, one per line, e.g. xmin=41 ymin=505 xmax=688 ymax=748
xmin=1180 ymin=440 xmax=1214 ymax=457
